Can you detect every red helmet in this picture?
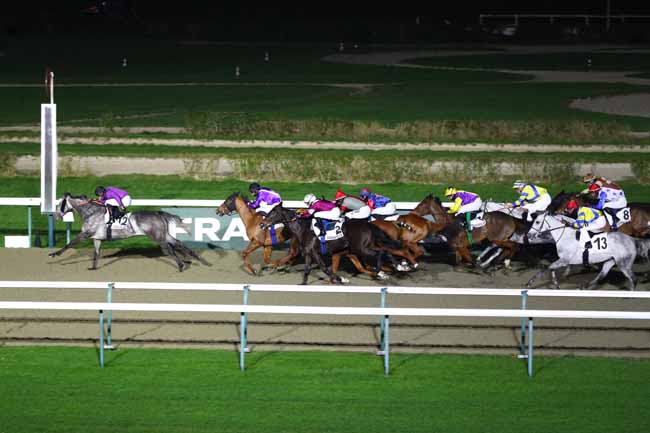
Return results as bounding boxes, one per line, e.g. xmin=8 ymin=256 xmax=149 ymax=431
xmin=334 ymin=188 xmax=347 ymax=201
xmin=566 ymin=199 xmax=579 ymax=211
xmin=588 ymin=183 xmax=601 ymax=193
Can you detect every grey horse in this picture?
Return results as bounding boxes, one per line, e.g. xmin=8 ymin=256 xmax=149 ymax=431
xmin=525 ymin=213 xmax=650 ymax=290
xmin=48 ymin=193 xmax=210 ymax=271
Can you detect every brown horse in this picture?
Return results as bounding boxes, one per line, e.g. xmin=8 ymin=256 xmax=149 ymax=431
xmin=335 ymin=192 xmax=445 ymax=266
xmin=549 ymin=191 xmax=650 ymax=238
xmin=416 ymin=195 xmax=537 ymax=267
xmin=215 ymin=192 xmax=299 ymax=274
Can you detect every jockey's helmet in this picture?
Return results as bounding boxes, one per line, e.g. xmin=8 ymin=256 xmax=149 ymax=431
xmin=582 ymin=173 xmax=596 ymax=184
xmin=566 ymin=199 xmax=579 ymax=212
xmin=359 ymin=188 xmax=371 ymax=199
xmin=334 ymin=188 xmax=347 ymax=201
xmin=588 ymin=183 xmax=601 ymax=193
xmin=444 ymin=187 xmax=457 ymax=197
xmin=512 ymin=181 xmax=526 ymax=189
xmin=248 ymin=182 xmax=261 ymax=194
xmin=304 ymin=193 xmax=317 ymax=205
xmin=95 ymin=186 xmax=106 ymax=196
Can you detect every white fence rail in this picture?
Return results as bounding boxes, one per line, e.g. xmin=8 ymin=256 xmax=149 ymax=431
xmin=1 ymin=280 xmax=649 ymax=376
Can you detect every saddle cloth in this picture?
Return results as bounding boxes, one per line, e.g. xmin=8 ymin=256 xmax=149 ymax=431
xmin=469 ymin=212 xmax=487 ymax=228
xmin=603 ymin=207 xmax=631 ymax=227
xmin=311 ymin=219 xmax=344 ymax=241
xmin=104 ymin=211 xmax=131 ymax=229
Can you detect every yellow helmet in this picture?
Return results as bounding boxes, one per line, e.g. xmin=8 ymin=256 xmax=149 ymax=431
xmin=444 ymin=187 xmax=457 ymax=197
xmin=512 ymin=181 xmax=526 ymax=189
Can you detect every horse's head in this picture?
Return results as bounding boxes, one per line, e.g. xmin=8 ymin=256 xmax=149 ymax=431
xmin=260 ymin=205 xmax=294 ymax=229
xmin=216 ymin=192 xmax=241 ymax=216
xmin=55 ymin=193 xmax=92 ymax=220
xmin=549 ymin=191 xmax=586 ymax=215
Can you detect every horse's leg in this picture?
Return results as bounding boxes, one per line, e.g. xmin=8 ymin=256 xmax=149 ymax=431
xmin=173 ymin=240 xmax=210 ymax=266
xmin=343 ymin=254 xmax=383 ymax=278
xmin=241 ymin=241 xmax=262 ymax=275
xmin=525 ymin=257 xmax=570 ymax=289
xmin=273 ymin=237 xmax=300 ymax=267
xmin=163 ymin=242 xmax=185 ymax=272
xmin=90 ymin=239 xmax=102 ymax=270
xmin=301 ymin=252 xmax=313 ymax=285
xmin=48 ymin=231 xmax=91 ymax=257
xmin=582 ymin=259 xmax=616 ymax=290
xmin=618 ymin=258 xmax=638 ymax=291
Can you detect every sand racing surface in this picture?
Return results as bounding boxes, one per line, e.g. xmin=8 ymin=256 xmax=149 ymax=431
xmin=1 ymin=247 xmax=649 ymax=359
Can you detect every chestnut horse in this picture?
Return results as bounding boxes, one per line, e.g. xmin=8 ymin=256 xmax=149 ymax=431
xmin=216 ymin=192 xmax=299 ymax=274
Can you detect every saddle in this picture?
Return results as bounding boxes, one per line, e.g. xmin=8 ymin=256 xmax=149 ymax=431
xmin=370 ymin=213 xmax=400 ymax=222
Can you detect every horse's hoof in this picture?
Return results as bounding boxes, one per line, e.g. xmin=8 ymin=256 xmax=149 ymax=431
xmin=48 ymin=252 xmax=59 ymax=258
xmin=412 ymin=262 xmax=419 ymax=270
xmin=339 ymin=276 xmax=350 ymax=284
xmin=396 ymin=264 xmax=410 ymax=272
xmin=377 ymin=271 xmax=390 ymax=281
xmin=88 ymin=267 xmax=97 ymax=271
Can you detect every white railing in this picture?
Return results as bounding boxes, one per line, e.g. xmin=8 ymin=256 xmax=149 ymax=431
xmin=0 ymin=197 xmax=427 ymax=210
xmin=1 ymin=280 xmax=649 ymax=376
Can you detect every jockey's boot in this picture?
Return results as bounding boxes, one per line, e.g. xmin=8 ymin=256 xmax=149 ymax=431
xmin=606 ymin=208 xmax=618 ymax=230
xmin=316 ymin=218 xmax=326 ymax=234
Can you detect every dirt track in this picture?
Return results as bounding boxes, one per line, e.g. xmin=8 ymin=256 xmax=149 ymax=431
xmin=1 ymin=247 xmax=649 ymax=358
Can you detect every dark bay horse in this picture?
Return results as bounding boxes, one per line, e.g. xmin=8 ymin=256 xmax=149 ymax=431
xmin=261 ymin=205 xmax=405 ymax=285
xmin=49 ymin=193 xmax=210 ymax=271
xmin=417 ymin=195 xmax=538 ymax=267
xmin=336 ymin=192 xmax=443 ymax=265
xmin=549 ymin=191 xmax=650 ymax=238
xmin=215 ymin=192 xmax=299 ymax=274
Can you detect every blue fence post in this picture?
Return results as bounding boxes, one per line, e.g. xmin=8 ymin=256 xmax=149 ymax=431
xmin=27 ymin=206 xmax=32 ymax=247
xmin=519 ymin=289 xmax=528 ymax=358
xmin=106 ymin=283 xmax=114 ymax=349
xmin=47 ymin=213 xmax=55 ymax=248
xmin=99 ymin=310 xmax=105 ymax=368
xmin=527 ymin=317 xmax=534 ymax=377
xmin=383 ymin=315 xmax=390 ymax=376
xmin=240 ymin=285 xmax=250 ymax=371
xmin=377 ymin=288 xmax=387 ymax=355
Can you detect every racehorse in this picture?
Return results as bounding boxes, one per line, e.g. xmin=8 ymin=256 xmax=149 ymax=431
xmin=49 ymin=193 xmax=210 ymax=271
xmin=549 ymin=191 xmax=650 ymax=238
xmin=525 ymin=213 xmax=650 ymax=290
xmin=215 ymin=192 xmax=298 ymax=275
xmin=261 ymin=205 xmax=406 ymax=285
xmin=336 ymin=192 xmax=443 ymax=265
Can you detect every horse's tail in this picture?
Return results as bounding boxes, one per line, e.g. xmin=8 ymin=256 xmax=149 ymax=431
xmin=160 ymin=211 xmax=191 ymax=238
xmin=369 ymin=223 xmax=404 ymax=250
xmin=635 ymin=238 xmax=650 ymax=263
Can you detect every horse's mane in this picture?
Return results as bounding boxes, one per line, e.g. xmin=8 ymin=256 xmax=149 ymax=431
xmin=548 ymin=190 xmax=571 ymax=213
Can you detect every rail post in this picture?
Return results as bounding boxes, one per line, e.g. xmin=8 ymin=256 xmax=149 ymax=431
xmin=527 ymin=317 xmax=534 ymax=377
xmin=105 ymin=283 xmax=114 ymax=349
xmin=377 ymin=288 xmax=387 ymax=355
xmin=27 ymin=206 xmax=32 ymax=247
xmin=99 ymin=309 xmax=105 ymax=368
xmin=383 ymin=315 xmax=390 ymax=376
xmin=239 ymin=284 xmax=250 ymax=371
xmin=519 ymin=289 xmax=528 ymax=358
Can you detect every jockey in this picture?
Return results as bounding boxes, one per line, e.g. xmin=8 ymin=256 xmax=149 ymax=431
xmin=301 ymin=193 xmax=341 ymax=232
xmin=95 ymin=185 xmax=131 ymax=221
xmin=506 ymin=181 xmax=552 ymax=222
xmin=247 ymin=182 xmax=281 ymax=216
xmin=582 ymin=173 xmax=622 ymax=191
xmin=444 ymin=187 xmax=482 ymax=227
xmin=334 ymin=189 xmax=371 ymax=220
xmin=566 ymin=199 xmax=607 ymax=233
xmin=588 ymin=183 xmax=627 ymax=230
xmin=359 ymin=188 xmax=397 ymax=219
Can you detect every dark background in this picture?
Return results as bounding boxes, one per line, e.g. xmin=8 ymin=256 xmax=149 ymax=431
xmin=3 ymin=1 xmax=650 ymax=42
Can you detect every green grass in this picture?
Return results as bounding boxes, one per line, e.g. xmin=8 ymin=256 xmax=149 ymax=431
xmin=1 ymin=176 xmax=649 ymax=248
xmin=1 ymin=38 xmax=650 ymax=135
xmin=407 ymin=52 xmax=650 ymax=72
xmin=1 ymin=347 xmax=649 ymax=433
